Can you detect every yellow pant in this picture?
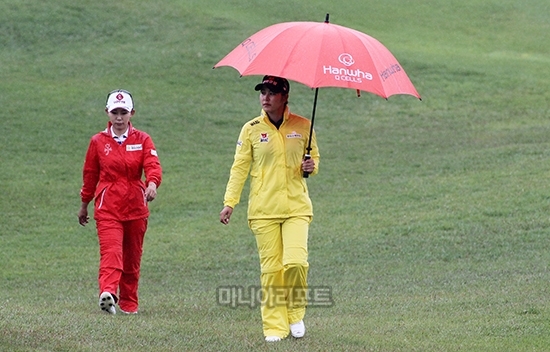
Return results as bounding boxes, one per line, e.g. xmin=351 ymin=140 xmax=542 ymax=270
xmin=248 ymin=216 xmax=311 ymax=338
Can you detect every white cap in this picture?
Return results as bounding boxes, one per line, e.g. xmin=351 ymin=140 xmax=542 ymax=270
xmin=106 ymin=90 xmax=133 ymax=112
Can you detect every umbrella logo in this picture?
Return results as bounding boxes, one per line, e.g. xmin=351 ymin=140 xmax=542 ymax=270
xmin=324 ymin=53 xmax=373 ymax=83
xmin=338 ymin=53 xmax=355 ymax=67
xmin=240 ymin=38 xmax=257 ymax=62
xmin=380 ymin=64 xmax=403 ymax=82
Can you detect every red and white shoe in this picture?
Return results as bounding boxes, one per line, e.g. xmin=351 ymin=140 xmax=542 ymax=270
xmin=99 ymin=292 xmax=116 ymax=315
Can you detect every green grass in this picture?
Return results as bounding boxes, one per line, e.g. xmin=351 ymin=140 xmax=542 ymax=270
xmin=1 ymin=0 xmax=550 ymax=350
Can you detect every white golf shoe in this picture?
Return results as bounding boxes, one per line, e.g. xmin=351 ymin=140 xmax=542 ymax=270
xmin=99 ymin=292 xmax=116 ymax=315
xmin=290 ymin=320 xmax=305 ymax=338
xmin=265 ymin=336 xmax=282 ymax=342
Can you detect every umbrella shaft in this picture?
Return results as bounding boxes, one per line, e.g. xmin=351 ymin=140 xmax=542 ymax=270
xmin=305 ymin=88 xmax=319 ymax=154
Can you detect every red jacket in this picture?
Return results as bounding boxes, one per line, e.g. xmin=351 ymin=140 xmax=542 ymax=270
xmin=80 ymin=122 xmax=162 ymax=221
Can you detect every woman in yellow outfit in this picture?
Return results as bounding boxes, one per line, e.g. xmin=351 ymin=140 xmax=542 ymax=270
xmin=219 ymin=76 xmax=320 ymax=342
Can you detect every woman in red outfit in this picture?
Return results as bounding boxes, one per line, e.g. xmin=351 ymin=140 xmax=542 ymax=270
xmin=78 ymin=89 xmax=162 ymax=315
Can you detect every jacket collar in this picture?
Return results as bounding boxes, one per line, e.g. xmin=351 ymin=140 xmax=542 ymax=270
xmin=104 ymin=121 xmax=134 ymax=136
xmin=261 ymin=105 xmax=289 ymax=125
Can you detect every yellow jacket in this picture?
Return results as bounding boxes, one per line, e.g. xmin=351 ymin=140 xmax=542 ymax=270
xmin=223 ymin=106 xmax=320 ymax=219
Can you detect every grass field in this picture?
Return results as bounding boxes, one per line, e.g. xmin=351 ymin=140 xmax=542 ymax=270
xmin=1 ymin=0 xmax=550 ymax=350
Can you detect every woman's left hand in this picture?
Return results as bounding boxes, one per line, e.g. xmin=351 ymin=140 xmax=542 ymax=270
xmin=145 ymin=182 xmax=157 ymax=202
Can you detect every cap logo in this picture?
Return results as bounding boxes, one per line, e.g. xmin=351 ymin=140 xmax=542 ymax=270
xmin=116 ymin=93 xmax=124 ymax=100
xmin=255 ymin=76 xmax=289 ymax=93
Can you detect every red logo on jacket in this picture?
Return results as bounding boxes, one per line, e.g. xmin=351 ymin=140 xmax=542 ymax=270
xmin=104 ymin=143 xmax=112 ymax=155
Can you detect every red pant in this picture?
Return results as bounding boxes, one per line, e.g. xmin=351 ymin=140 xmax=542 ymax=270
xmin=96 ymin=218 xmax=147 ymax=312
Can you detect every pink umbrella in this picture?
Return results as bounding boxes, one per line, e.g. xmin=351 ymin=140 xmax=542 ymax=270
xmin=214 ymin=14 xmax=420 ymax=176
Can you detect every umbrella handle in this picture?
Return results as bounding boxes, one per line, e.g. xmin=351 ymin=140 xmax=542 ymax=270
xmin=302 ymin=154 xmax=311 ymax=178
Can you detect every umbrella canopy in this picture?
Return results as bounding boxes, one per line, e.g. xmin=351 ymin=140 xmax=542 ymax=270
xmin=214 ymin=14 xmax=420 ymax=177
xmin=214 ymin=15 xmax=420 ymax=99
